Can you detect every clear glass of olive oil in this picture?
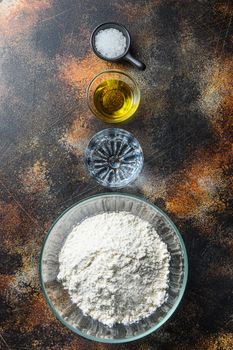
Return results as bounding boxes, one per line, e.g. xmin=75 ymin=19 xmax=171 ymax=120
xmin=87 ymin=70 xmax=140 ymax=123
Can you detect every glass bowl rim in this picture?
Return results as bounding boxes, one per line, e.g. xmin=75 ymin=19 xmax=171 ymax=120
xmin=39 ymin=192 xmax=188 ymax=344
xmin=86 ymin=69 xmax=141 ymax=120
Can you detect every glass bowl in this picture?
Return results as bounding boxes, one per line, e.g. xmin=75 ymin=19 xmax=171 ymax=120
xmin=40 ymin=193 xmax=188 ymax=344
xmin=87 ymin=70 xmax=140 ymax=123
xmin=85 ymin=128 xmax=144 ymax=188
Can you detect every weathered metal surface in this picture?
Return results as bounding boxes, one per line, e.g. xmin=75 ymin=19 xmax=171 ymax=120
xmin=0 ymin=0 xmax=232 ymax=349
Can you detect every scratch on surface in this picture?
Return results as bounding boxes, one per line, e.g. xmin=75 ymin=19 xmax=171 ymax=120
xmin=0 ymin=333 xmax=11 ymax=350
xmin=213 ymin=0 xmax=231 ymax=55
xmin=55 ymin=18 xmax=65 ymax=31
xmin=194 ymin=7 xmax=212 ymax=24
xmin=220 ymin=9 xmax=233 ymax=56
xmin=146 ymin=133 xmax=194 ymax=165
xmin=58 ymin=184 xmax=100 ymax=206
xmin=40 ymin=104 xmax=78 ymax=137
xmin=39 ymin=8 xmax=72 ymax=23
xmin=0 ymin=0 xmax=52 ymax=38
xmin=0 ymin=176 xmax=41 ymax=228
xmin=0 ymin=142 xmax=10 ymax=161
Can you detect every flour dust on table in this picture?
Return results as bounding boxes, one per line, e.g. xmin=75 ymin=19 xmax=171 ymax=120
xmin=58 ymin=212 xmax=171 ymax=327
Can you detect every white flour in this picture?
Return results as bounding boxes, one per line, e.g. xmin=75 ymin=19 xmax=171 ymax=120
xmin=58 ymin=212 xmax=170 ymax=327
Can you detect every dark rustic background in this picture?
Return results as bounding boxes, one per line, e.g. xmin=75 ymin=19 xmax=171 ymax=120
xmin=0 ymin=0 xmax=232 ymax=349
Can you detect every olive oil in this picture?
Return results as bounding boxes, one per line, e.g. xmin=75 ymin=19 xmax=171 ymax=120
xmin=93 ymin=79 xmax=137 ymax=123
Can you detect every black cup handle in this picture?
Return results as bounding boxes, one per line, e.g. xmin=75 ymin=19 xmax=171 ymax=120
xmin=124 ymin=52 xmax=146 ymax=71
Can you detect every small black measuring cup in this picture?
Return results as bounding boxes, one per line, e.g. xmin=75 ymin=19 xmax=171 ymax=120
xmin=91 ymin=22 xmax=146 ymax=71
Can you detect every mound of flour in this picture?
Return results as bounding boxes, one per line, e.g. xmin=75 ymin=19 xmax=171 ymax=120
xmin=58 ymin=212 xmax=170 ymax=327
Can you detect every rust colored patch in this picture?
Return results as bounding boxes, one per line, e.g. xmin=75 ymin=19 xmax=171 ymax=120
xmin=0 ymin=0 xmax=52 ymax=40
xmin=19 ymin=160 xmax=51 ymax=194
xmin=60 ymin=111 xmax=95 ymax=156
xmin=168 ymin=57 xmax=232 ymax=224
xmin=200 ymin=58 xmax=233 ymax=119
xmin=137 ymin=171 xmax=167 ymax=203
xmin=0 ymin=275 xmax=15 ymax=292
xmin=0 ymin=197 xmax=41 ymax=248
xmin=215 ymin=2 xmax=233 ymax=16
xmin=0 ymin=201 xmax=21 ymax=235
xmin=60 ymin=339 xmax=96 ymax=350
xmin=66 ymin=114 xmax=93 ymax=148
xmin=60 ymin=111 xmax=96 ymax=179
xmin=19 ymin=293 xmax=55 ymax=332
xmin=58 ymin=51 xmax=123 ymax=98
xmin=5 ymin=239 xmax=41 ymax=306
xmin=166 ymin=150 xmax=229 ymax=221
xmin=189 ymin=332 xmax=233 ymax=350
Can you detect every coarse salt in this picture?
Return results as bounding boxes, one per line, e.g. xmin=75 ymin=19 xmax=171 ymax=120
xmin=95 ymin=28 xmax=127 ymax=59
